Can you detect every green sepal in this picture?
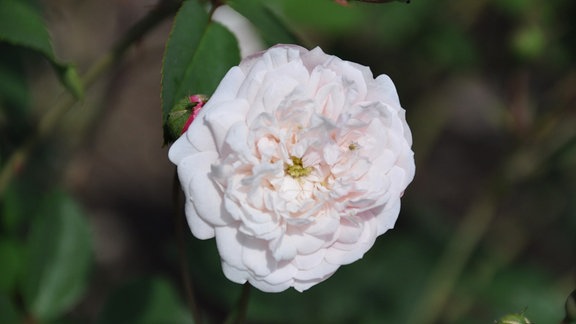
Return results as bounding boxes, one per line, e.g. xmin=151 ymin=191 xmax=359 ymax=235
xmin=495 ymin=312 xmax=532 ymax=324
xmin=53 ymin=63 xmax=84 ymax=100
xmin=166 ymin=97 xmax=194 ymax=142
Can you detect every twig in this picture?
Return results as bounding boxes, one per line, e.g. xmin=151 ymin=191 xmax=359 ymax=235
xmin=173 ymin=170 xmax=203 ymax=324
xmin=224 ymin=284 xmax=252 ymax=324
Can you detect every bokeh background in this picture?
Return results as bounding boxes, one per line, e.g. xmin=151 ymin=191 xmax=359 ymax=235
xmin=1 ymin=0 xmax=575 ymax=323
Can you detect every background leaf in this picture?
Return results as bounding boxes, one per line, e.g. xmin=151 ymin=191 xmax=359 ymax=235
xmin=22 ymin=190 xmax=92 ymax=321
xmin=0 ymin=294 xmax=21 ymax=324
xmin=0 ymin=0 xmax=83 ymax=99
xmin=0 ymin=238 xmax=23 ymax=293
xmin=97 ymin=277 xmax=194 ymax=324
xmin=161 ymin=0 xmax=240 ymax=143
xmin=226 ymin=0 xmax=299 ymax=46
xmin=0 ymin=46 xmax=31 ymax=112
xmin=272 ymin=0 xmax=364 ymax=33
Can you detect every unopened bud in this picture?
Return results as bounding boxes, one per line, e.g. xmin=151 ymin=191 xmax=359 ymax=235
xmin=495 ymin=311 xmax=532 ymax=324
xmin=166 ymin=94 xmax=208 ymax=143
xmin=335 ymin=0 xmax=410 ymax=6
xmin=511 ymin=24 xmax=545 ymax=62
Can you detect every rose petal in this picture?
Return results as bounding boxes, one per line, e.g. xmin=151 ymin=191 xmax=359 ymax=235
xmin=178 ymin=152 xmax=228 ymax=226
xmin=184 ymin=202 xmax=215 ymax=239
xmin=239 ymin=234 xmax=272 ymax=277
xmin=204 ymin=100 xmax=249 ymax=150
xmin=168 ymin=133 xmax=198 ymax=165
xmin=215 ymin=227 xmax=244 ymax=271
xmin=293 ymin=249 xmax=325 ymax=270
xmin=222 ymin=261 xmax=248 ymax=284
xmin=294 ymin=260 xmax=340 ymax=281
xmin=375 ymin=199 xmax=401 ymax=235
xmin=261 ymin=262 xmax=297 ymax=285
xmin=249 ymin=277 xmax=292 ymax=293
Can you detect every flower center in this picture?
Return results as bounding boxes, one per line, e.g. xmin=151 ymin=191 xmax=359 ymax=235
xmin=284 ymin=156 xmax=312 ymax=178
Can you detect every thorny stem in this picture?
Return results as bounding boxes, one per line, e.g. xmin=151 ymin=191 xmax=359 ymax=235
xmin=0 ymin=0 xmax=181 ymax=196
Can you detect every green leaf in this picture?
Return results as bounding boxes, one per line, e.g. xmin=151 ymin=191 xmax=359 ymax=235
xmin=0 ymin=0 xmax=53 ymax=56
xmin=97 ymin=277 xmax=194 ymax=324
xmin=0 ymin=46 xmax=31 ymax=111
xmin=226 ymin=0 xmax=299 ymax=46
xmin=22 ymin=190 xmax=92 ymax=321
xmin=275 ymin=0 xmax=364 ymax=32
xmin=0 ymin=0 xmax=83 ymax=99
xmin=161 ymin=0 xmax=240 ymax=143
xmin=0 ymin=238 xmax=24 ymax=293
xmin=1 ymin=183 xmax=25 ymax=233
xmin=0 ymin=294 xmax=21 ymax=324
xmin=481 ymin=266 xmax=566 ymax=323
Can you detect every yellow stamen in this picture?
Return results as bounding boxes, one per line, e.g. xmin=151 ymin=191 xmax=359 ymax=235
xmin=285 ymin=156 xmax=312 ymax=178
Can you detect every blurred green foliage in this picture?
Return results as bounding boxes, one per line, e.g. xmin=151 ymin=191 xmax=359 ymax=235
xmin=97 ymin=277 xmax=194 ymax=324
xmin=1 ymin=0 xmax=575 ymax=323
xmin=0 ymin=0 xmax=82 ymax=99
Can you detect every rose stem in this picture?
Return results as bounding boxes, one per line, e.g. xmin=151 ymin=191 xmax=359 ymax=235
xmin=173 ymin=170 xmax=203 ymax=324
xmin=224 ymin=283 xmax=252 ymax=324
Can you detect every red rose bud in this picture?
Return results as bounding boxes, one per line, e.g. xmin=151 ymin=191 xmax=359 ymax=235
xmin=166 ymin=94 xmax=208 ymax=143
xmin=182 ymin=95 xmax=207 ymax=134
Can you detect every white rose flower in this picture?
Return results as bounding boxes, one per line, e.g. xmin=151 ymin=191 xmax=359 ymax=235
xmin=169 ymin=45 xmax=415 ymax=292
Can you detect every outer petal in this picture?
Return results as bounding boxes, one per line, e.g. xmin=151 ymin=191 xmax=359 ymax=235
xmin=178 ymin=152 xmax=228 ymax=226
xmin=326 ymin=216 xmax=377 ymax=265
xmin=294 ymin=259 xmax=340 ymax=282
xmin=185 ymin=201 xmax=215 ymax=239
xmin=375 ymin=199 xmax=401 ymax=235
xmin=204 ymin=100 xmax=249 ymax=151
xmin=261 ymin=262 xmax=297 ymax=285
xmin=215 ymin=227 xmax=245 ymax=273
xmin=249 ymin=277 xmax=292 ymax=293
xmin=203 ymin=66 xmax=246 ymax=109
xmin=370 ymin=74 xmax=401 ymax=107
